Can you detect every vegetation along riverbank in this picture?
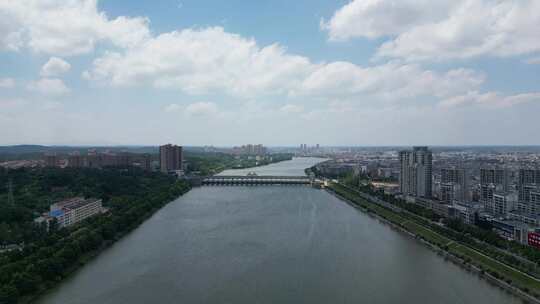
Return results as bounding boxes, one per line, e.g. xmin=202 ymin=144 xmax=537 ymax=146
xmin=328 ymin=182 xmax=540 ymax=304
xmin=0 ymin=167 xmax=191 ymax=303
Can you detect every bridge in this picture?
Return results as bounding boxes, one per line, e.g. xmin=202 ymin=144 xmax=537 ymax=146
xmin=202 ymin=175 xmax=313 ymax=186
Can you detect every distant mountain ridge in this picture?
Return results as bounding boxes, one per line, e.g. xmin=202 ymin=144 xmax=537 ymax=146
xmin=0 ymin=145 xmax=159 ymax=154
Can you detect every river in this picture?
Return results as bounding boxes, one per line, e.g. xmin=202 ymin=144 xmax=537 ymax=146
xmin=217 ymin=156 xmax=325 ymax=176
xmin=38 ymin=157 xmax=521 ymax=304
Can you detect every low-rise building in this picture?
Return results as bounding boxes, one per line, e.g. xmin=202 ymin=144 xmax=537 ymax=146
xmin=528 ymin=231 xmax=540 ymax=249
xmin=35 ymin=197 xmax=105 ymax=228
xmin=371 ymin=182 xmax=399 ymax=195
xmin=491 ymin=219 xmax=532 ymax=244
xmin=509 ymin=211 xmax=540 ymax=226
xmin=448 ymin=203 xmax=482 ymax=225
xmin=492 ymin=192 xmax=518 ymax=216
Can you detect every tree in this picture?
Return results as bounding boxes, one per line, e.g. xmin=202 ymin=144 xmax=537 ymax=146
xmin=11 ymin=272 xmax=38 ymax=295
xmin=0 ymin=284 xmax=19 ymax=304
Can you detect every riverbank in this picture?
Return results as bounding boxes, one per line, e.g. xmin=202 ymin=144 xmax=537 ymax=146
xmin=214 ymin=156 xmax=292 ymax=175
xmin=327 ymin=183 xmax=540 ymax=304
xmin=185 ymin=153 xmax=293 ymax=176
xmin=217 ymin=156 xmax=324 ymax=177
xmin=0 ymin=169 xmax=191 ymax=304
xmin=24 ymin=182 xmax=191 ymax=304
xmin=32 ymin=157 xmax=523 ymax=304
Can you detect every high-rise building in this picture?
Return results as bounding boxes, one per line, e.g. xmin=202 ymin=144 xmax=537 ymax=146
xmin=517 ymin=168 xmax=540 ymax=216
xmin=399 ymin=146 xmax=432 ymax=198
xmin=159 ymin=144 xmax=183 ymax=173
xmin=480 ymin=168 xmax=509 ymax=192
xmin=232 ymin=144 xmax=267 ymax=155
xmin=480 ymin=167 xmax=510 ymax=215
xmin=84 ymin=153 xmax=102 ymax=168
xmin=440 ymin=167 xmax=470 ymax=203
xmin=44 ymin=154 xmax=58 ymax=167
xmin=68 ymin=152 xmax=83 ymax=168
xmin=141 ymin=154 xmax=152 ymax=171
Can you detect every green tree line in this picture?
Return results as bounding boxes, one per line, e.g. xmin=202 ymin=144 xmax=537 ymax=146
xmin=0 ymin=167 xmax=190 ymax=303
xmin=332 ymin=170 xmax=540 ymax=277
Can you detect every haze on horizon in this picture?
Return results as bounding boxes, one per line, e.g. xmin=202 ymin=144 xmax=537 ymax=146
xmin=1 ymin=0 xmax=539 ymax=147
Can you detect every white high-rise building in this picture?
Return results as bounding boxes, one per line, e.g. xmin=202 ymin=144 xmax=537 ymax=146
xmin=399 ymin=146 xmax=433 ymax=198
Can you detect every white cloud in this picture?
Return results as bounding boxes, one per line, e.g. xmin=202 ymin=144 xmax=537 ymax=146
xmin=164 ymin=103 xmax=182 ymax=113
xmin=321 ymin=0 xmax=453 ymax=41
xmin=0 ymin=98 xmax=26 ymax=108
xmin=41 ymin=57 xmax=71 ymax=77
xmin=0 ymin=0 xmax=150 ymax=56
xmin=0 ymin=77 xmax=15 ymax=88
xmin=27 ymin=78 xmax=70 ymax=96
xmin=324 ymin=0 xmax=540 ymax=61
xmin=0 ymin=1 xmax=502 ymax=109
xmin=84 ymin=26 xmax=486 ymax=105
xmin=525 ymin=57 xmax=540 ymax=65
xmin=0 ymin=4 xmax=24 ymax=51
xmin=295 ymin=62 xmax=484 ymax=101
xmin=280 ymin=104 xmax=304 ymax=113
xmin=184 ymin=102 xmax=219 ymax=117
xmin=440 ymin=91 xmax=540 ymax=108
xmin=84 ymin=27 xmax=314 ymax=97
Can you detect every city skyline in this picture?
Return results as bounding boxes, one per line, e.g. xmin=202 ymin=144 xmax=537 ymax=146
xmin=1 ymin=0 xmax=540 ymax=146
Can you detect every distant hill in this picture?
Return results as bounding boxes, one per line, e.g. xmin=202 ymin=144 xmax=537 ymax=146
xmin=0 ymin=145 xmax=160 ymax=154
xmin=0 ymin=145 xmax=212 ymax=160
xmin=0 ymin=145 xmax=59 ymax=154
xmin=0 ymin=145 xmax=161 ymax=160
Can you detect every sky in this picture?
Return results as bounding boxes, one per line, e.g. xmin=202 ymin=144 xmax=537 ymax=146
xmin=0 ymin=0 xmax=539 ymax=147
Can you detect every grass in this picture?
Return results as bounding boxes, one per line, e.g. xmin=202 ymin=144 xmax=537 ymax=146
xmin=401 ymin=221 xmax=450 ymax=246
xmin=329 ymin=182 xmax=540 ymax=296
xmin=332 ymin=183 xmax=407 ymax=224
xmin=450 ymin=243 xmax=540 ymax=292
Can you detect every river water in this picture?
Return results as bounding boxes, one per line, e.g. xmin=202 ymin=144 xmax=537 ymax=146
xmin=217 ymin=156 xmax=325 ymax=176
xmin=38 ymin=158 xmax=521 ymax=304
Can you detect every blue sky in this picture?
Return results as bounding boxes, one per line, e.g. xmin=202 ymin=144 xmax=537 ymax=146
xmin=1 ymin=0 xmax=539 ymax=146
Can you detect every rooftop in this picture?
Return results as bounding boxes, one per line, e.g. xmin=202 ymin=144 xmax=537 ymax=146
xmin=52 ymin=197 xmax=101 ymax=211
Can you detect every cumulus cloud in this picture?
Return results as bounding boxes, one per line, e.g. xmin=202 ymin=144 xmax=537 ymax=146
xmin=83 ymin=26 xmax=487 ymax=104
xmin=184 ymin=102 xmax=219 ymax=117
xmin=0 ymin=10 xmax=23 ymax=51
xmin=0 ymin=98 xmax=26 ymax=109
xmin=0 ymin=0 xmax=150 ymax=56
xmin=440 ymin=91 xmax=540 ymax=108
xmin=41 ymin=57 xmax=71 ymax=77
xmin=1 ymin=0 xmax=536 ymax=123
xmin=324 ymin=0 xmax=540 ymax=61
xmin=525 ymin=57 xmax=540 ymax=65
xmin=0 ymin=78 xmax=15 ymax=88
xmin=295 ymin=62 xmax=484 ymax=101
xmin=0 ymin=0 xmax=527 ymax=111
xmin=27 ymin=78 xmax=70 ymax=96
xmin=84 ymin=27 xmax=314 ymax=97
xmin=164 ymin=103 xmax=182 ymax=113
xmin=321 ymin=0 xmax=453 ymax=41
xmin=280 ymin=104 xmax=304 ymax=113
